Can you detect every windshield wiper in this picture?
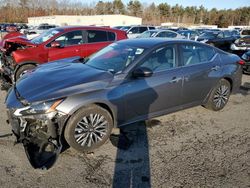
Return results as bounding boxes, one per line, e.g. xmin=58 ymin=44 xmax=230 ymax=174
xmin=81 ymin=57 xmax=89 ymax=64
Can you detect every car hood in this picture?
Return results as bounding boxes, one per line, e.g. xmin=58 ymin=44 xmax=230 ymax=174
xmin=6 ymin=57 xmax=113 ymax=108
xmin=5 ymin=35 xmax=35 ymax=47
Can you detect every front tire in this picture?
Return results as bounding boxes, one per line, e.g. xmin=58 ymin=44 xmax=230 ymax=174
xmin=15 ymin=64 xmax=36 ymax=81
xmin=64 ymin=105 xmax=113 ymax=152
xmin=204 ymin=79 xmax=231 ymax=111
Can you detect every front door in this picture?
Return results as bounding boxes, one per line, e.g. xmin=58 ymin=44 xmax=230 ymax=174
xmin=122 ymin=45 xmax=183 ymax=124
xmin=47 ymin=30 xmax=86 ymax=61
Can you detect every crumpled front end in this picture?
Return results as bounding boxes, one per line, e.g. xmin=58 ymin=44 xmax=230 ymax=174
xmin=6 ymin=97 xmax=69 ymax=169
xmin=0 ymin=38 xmax=34 ymax=90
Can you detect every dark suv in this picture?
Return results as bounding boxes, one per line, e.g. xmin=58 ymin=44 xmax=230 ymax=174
xmin=197 ymin=30 xmax=239 ymax=51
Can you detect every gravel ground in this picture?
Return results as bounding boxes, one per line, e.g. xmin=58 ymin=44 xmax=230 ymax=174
xmin=0 ymin=75 xmax=249 ymax=188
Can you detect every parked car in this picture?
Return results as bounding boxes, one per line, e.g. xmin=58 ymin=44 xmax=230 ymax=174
xmin=0 ymin=26 xmax=127 ymax=89
xmin=25 ymin=24 xmax=58 ymax=39
xmin=197 ymin=30 xmax=239 ymax=51
xmin=5 ymin=38 xmax=243 ymax=169
xmin=177 ymin=30 xmax=200 ymax=40
xmin=137 ymin=29 xmax=184 ymax=39
xmin=240 ymin=28 xmax=250 ymax=37
xmin=241 ymin=50 xmax=250 ymax=73
xmin=27 ymin=24 xmax=58 ymax=35
xmin=121 ymin=25 xmax=155 ymax=38
xmin=0 ymin=23 xmax=17 ymax=32
xmin=230 ymin=36 xmax=250 ymax=55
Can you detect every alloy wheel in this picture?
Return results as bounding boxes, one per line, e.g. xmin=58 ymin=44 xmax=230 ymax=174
xmin=213 ymin=84 xmax=230 ymax=108
xmin=74 ymin=113 xmax=108 ymax=148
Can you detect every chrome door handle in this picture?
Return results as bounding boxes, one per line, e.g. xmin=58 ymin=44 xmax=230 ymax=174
xmin=170 ymin=77 xmax=182 ymax=83
xmin=211 ymin=65 xmax=220 ymax=71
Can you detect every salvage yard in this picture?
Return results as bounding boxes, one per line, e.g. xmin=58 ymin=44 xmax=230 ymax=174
xmin=0 ymin=74 xmax=249 ymax=188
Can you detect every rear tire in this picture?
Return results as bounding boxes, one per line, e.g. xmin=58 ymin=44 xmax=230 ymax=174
xmin=64 ymin=105 xmax=113 ymax=152
xmin=204 ymin=79 xmax=231 ymax=111
xmin=15 ymin=64 xmax=36 ymax=81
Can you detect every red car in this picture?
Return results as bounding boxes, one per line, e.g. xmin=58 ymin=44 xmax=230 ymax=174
xmin=0 ymin=26 xmax=127 ymax=89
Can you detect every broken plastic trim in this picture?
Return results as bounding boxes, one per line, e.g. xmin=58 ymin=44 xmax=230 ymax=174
xmin=23 ymin=139 xmax=62 ymax=170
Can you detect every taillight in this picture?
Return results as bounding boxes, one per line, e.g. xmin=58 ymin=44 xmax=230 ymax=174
xmin=237 ymin=60 xmax=245 ymax=65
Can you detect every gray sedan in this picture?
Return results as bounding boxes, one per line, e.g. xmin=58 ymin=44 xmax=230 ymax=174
xmin=6 ymin=38 xmax=243 ymax=169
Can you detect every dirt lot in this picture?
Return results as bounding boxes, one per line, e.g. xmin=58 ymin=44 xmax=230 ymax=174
xmin=0 ymin=75 xmax=249 ymax=188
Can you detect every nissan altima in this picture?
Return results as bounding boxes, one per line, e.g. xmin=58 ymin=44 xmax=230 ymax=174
xmin=5 ymin=38 xmax=243 ymax=169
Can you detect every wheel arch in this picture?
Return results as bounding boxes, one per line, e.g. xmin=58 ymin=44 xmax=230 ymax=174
xmin=222 ymin=76 xmax=233 ymax=91
xmin=14 ymin=61 xmax=39 ymax=81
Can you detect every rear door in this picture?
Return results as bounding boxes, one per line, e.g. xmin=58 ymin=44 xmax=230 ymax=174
xmin=47 ymin=30 xmax=86 ymax=61
xmin=179 ymin=43 xmax=221 ymax=105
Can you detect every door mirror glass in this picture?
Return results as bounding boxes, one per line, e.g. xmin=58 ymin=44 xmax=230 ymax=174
xmin=133 ymin=67 xmax=153 ymax=78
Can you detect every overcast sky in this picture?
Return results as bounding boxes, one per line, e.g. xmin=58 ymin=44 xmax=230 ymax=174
xmin=99 ymin=0 xmax=249 ymax=10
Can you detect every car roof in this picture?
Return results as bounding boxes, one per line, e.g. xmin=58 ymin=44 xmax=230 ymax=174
xmin=54 ymin=26 xmax=123 ymax=32
xmin=116 ymin=38 xmax=201 ymax=48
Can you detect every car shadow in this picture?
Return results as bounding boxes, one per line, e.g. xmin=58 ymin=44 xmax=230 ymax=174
xmin=238 ymin=82 xmax=250 ymax=96
xmin=109 ymin=75 xmax=159 ymax=188
xmin=110 ymin=122 xmax=151 ymax=188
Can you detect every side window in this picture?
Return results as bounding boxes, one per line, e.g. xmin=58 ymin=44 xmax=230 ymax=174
xmin=217 ymin=32 xmax=224 ymax=38
xmin=129 ymin=27 xmax=139 ymax=34
xmin=139 ymin=46 xmax=176 ymax=72
xmin=53 ymin=30 xmax=84 ymax=47
xmin=180 ymin=44 xmax=216 ymax=66
xmin=149 ymin=27 xmax=155 ymax=30
xmin=139 ymin=27 xmax=147 ymax=33
xmin=107 ymin=31 xmax=116 ymax=41
xmin=165 ymin=32 xmax=177 ymax=38
xmin=224 ymin=31 xmax=232 ymax=37
xmin=87 ymin=30 xmax=108 ymax=43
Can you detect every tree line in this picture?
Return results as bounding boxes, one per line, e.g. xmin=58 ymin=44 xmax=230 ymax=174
xmin=0 ymin=0 xmax=249 ymax=28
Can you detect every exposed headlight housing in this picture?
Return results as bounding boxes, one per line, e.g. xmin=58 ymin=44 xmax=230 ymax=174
xmin=14 ymin=99 xmax=64 ymax=117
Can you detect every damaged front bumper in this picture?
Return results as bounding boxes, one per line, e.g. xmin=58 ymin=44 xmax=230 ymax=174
xmin=7 ymin=109 xmax=68 ymax=169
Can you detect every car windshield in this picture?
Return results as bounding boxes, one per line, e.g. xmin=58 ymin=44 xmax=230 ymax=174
xmin=31 ymin=28 xmax=63 ymax=44
xmin=85 ymin=43 xmax=145 ymax=74
xmin=121 ymin=26 xmax=131 ymax=31
xmin=138 ymin=31 xmax=158 ymax=38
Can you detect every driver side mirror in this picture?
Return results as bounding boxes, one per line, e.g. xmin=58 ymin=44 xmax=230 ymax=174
xmin=51 ymin=41 xmax=61 ymax=48
xmin=132 ymin=67 xmax=153 ymax=78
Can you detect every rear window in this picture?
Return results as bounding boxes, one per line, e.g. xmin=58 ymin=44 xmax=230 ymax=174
xmin=181 ymin=44 xmax=216 ymax=65
xmin=242 ymin=30 xmax=250 ymax=36
xmin=107 ymin=31 xmax=116 ymax=41
xmin=87 ymin=30 xmax=116 ymax=43
xmin=139 ymin=27 xmax=148 ymax=33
